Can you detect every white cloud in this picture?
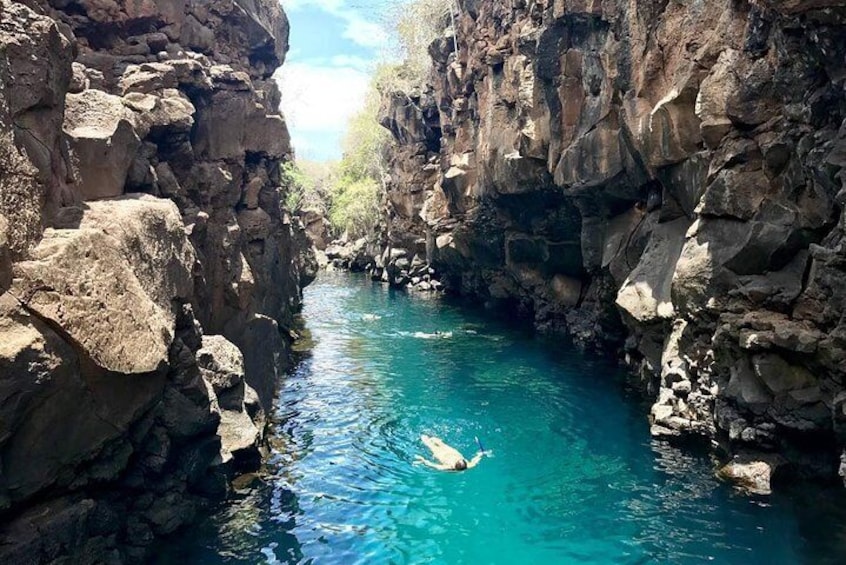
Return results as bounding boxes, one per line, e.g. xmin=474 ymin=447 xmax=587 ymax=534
xmin=276 ymin=61 xmax=371 ymax=159
xmin=341 ymin=15 xmax=388 ymax=49
xmin=278 ymin=62 xmax=370 ymax=130
xmin=330 ymin=54 xmax=373 ymax=71
xmin=280 ymin=0 xmax=388 ymax=50
xmin=282 ymin=0 xmax=345 ymax=10
xmin=276 ymin=1 xmax=390 ymax=159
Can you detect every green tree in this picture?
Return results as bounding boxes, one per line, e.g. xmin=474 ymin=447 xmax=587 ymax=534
xmin=282 ymin=0 xmax=454 ymax=239
xmin=328 ymin=175 xmax=381 ymax=238
xmin=338 ymin=85 xmax=391 ymax=181
xmin=388 ymin=0 xmax=453 ymax=86
xmin=281 ymin=160 xmax=335 ymax=213
xmin=325 ymin=84 xmax=390 ymax=239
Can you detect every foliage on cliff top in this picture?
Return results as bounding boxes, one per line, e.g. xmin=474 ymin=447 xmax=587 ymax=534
xmin=377 ymin=0 xmax=453 ymax=93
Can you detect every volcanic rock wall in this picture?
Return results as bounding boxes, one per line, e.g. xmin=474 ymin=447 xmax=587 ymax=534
xmin=379 ymin=0 xmax=846 ymax=492
xmin=0 ymin=0 xmax=314 ymax=561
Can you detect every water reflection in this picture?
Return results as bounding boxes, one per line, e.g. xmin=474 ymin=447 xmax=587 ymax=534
xmin=152 ymin=470 xmax=304 ymax=564
xmin=156 ymin=272 xmax=846 ymax=564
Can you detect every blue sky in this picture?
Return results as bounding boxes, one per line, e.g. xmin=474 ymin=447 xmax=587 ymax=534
xmin=276 ymin=0 xmax=390 ymax=162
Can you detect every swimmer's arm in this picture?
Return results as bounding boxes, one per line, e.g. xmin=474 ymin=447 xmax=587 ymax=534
xmin=466 ymin=451 xmax=486 ymax=469
xmin=414 ymin=455 xmax=451 ymax=471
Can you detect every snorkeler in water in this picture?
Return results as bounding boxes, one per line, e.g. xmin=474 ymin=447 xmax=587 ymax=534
xmin=414 ymin=434 xmax=491 ymax=472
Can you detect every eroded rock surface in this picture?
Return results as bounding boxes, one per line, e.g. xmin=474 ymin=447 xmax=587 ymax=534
xmin=0 ymin=0 xmax=312 ymax=562
xmin=197 ymin=335 xmax=263 ymax=466
xmin=11 ymin=195 xmax=194 ymax=374
xmin=379 ymin=0 xmax=846 ymax=488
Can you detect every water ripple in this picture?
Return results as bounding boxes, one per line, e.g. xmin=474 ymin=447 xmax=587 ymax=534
xmin=155 ymin=272 xmax=846 ymax=564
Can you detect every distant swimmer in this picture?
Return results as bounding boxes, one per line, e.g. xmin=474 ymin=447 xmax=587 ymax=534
xmin=414 ymin=434 xmax=491 ymax=472
xmin=412 ymin=331 xmax=453 ymax=340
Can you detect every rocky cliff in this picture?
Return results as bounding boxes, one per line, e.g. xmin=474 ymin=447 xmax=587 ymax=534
xmin=0 ymin=0 xmax=314 ymax=561
xmin=379 ymin=0 xmax=846 ymax=493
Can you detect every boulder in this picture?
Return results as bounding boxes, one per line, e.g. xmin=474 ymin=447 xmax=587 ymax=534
xmin=119 ymin=62 xmax=178 ymax=95
xmin=300 ymin=209 xmax=330 ymax=250
xmin=235 ymin=314 xmax=287 ymax=411
xmin=237 ymin=207 xmax=273 ymax=241
xmin=10 ymin=195 xmax=194 ymax=374
xmin=718 ymin=454 xmax=784 ymax=495
xmin=245 ymin=113 xmax=290 ymax=157
xmin=696 ymin=168 xmax=769 ymax=221
xmin=69 ymin=63 xmax=89 ymax=93
xmin=195 ymin=335 xmax=260 ymax=463
xmin=671 ymin=218 xmax=749 ymax=312
xmin=751 ymin=354 xmax=816 ymax=395
xmin=0 ymin=294 xmax=165 ymax=505
xmin=217 ymin=406 xmax=260 ymax=464
xmin=125 ymin=90 xmax=195 ymax=137
xmin=639 ymin=87 xmax=702 ymax=168
xmin=441 ymin=166 xmax=470 ymax=208
xmin=724 ymin=358 xmax=773 ymax=408
xmin=63 ymin=90 xmax=141 ymax=201
xmin=193 ymin=90 xmax=248 ymax=160
xmin=181 ymin=14 xmax=216 ymax=53
xmin=197 ymin=335 xmax=246 ymax=402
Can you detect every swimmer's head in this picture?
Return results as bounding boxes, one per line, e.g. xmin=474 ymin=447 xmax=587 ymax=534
xmin=454 ymin=459 xmax=468 ymax=471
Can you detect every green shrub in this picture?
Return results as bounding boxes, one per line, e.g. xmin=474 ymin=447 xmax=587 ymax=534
xmin=282 ymin=0 xmax=454 ymax=239
xmin=322 ymin=83 xmax=390 ymax=238
xmin=281 ymin=160 xmax=334 ymax=213
xmin=328 ymin=175 xmax=381 ymax=239
xmin=381 ymin=0 xmax=454 ymax=91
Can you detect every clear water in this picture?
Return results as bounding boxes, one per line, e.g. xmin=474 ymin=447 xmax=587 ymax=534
xmin=159 ymin=271 xmax=846 ymax=564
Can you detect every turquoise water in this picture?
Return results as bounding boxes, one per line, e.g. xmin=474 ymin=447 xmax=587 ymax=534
xmin=160 ymin=271 xmax=846 ymax=564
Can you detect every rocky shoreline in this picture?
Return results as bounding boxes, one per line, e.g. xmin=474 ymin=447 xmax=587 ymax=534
xmin=0 ymin=1 xmax=314 ymax=562
xmin=3 ymin=1 xmax=846 ymax=560
xmin=375 ymin=0 xmax=846 ymax=494
xmin=322 ymin=237 xmax=445 ymax=293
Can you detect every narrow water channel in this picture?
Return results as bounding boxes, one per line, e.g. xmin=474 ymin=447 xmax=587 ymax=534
xmin=160 ymin=271 xmax=846 ymax=564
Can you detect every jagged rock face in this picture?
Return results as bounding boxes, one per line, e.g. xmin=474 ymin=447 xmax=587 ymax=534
xmin=380 ymin=0 xmax=846 ymax=488
xmin=301 ymin=208 xmax=331 ymax=251
xmin=0 ymin=0 xmax=73 ymax=254
xmin=36 ymin=0 xmax=288 ymax=83
xmin=0 ymin=0 xmax=311 ymax=561
xmin=0 ymin=291 xmax=167 ymax=508
xmin=11 ymin=195 xmax=194 ymax=374
xmin=380 ymin=89 xmax=443 ymax=260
